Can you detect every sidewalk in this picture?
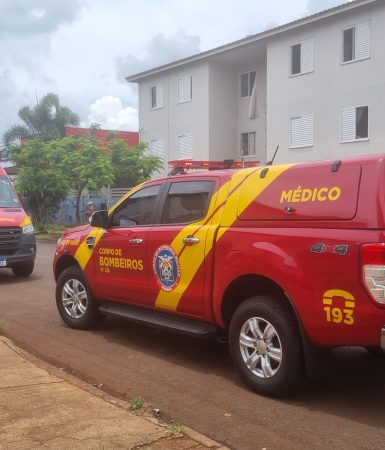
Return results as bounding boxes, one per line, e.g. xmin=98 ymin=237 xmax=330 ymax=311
xmin=0 ymin=336 xmax=228 ymax=450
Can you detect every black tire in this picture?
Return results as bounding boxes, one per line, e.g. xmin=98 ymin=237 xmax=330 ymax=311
xmin=56 ymin=266 xmax=103 ymax=330
xmin=365 ymin=346 xmax=385 ymax=356
xmin=229 ymin=296 xmax=304 ymax=397
xmin=12 ymin=262 xmax=34 ymax=277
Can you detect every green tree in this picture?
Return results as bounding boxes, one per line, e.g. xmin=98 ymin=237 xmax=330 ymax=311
xmin=3 ymin=92 xmax=79 ymax=145
xmin=11 ymin=139 xmax=75 ymax=222
xmin=9 ymin=131 xmax=162 ymax=225
xmin=110 ymin=141 xmax=163 ymax=187
xmin=63 ymin=136 xmax=115 ymax=223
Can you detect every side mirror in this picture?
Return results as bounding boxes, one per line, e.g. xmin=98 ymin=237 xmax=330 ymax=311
xmin=20 ymin=196 xmax=31 ymax=213
xmin=90 ymin=210 xmax=109 ymax=229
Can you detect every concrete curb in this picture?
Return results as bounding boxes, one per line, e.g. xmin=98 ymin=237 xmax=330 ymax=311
xmin=0 ymin=336 xmax=228 ymax=449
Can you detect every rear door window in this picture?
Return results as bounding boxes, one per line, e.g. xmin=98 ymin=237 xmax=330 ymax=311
xmin=161 ymin=181 xmax=214 ymax=224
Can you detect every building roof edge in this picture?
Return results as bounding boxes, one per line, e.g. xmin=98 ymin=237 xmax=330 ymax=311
xmin=125 ymin=0 xmax=377 ymax=82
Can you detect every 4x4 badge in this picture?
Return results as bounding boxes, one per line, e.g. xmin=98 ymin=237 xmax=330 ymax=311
xmin=153 ymin=245 xmax=181 ymax=292
xmin=310 ymin=243 xmax=349 ymax=255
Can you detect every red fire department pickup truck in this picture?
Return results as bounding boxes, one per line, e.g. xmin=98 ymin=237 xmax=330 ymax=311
xmin=54 ymin=155 xmax=385 ymax=396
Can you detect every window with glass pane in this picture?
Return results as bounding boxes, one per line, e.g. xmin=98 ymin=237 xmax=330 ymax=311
xmin=343 ymin=28 xmax=354 ymax=62
xmin=241 ymin=73 xmax=249 ymax=98
xmin=291 ymin=44 xmax=301 ymax=75
xmin=241 ymin=132 xmax=256 ymax=157
xmin=356 ymin=106 xmax=368 ymax=139
xmin=249 ymin=132 xmax=256 ymax=156
xmin=240 ymin=71 xmax=256 ymax=97
xmin=112 ymin=185 xmax=160 ymax=227
xmin=161 ymin=181 xmax=213 ymax=224
xmin=151 ymin=86 xmax=157 ymax=108
xmin=241 ymin=133 xmax=249 ymax=156
xmin=249 ymin=71 xmax=256 ymax=94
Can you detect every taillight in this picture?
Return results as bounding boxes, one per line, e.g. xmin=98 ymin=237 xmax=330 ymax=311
xmin=361 ymin=243 xmax=385 ymax=305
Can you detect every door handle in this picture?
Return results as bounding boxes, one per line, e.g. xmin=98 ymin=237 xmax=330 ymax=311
xmin=129 ymin=238 xmax=143 ymax=244
xmin=183 ymin=236 xmax=200 ymax=245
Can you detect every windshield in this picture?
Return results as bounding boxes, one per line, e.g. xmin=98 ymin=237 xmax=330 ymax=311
xmin=0 ymin=176 xmax=20 ymax=208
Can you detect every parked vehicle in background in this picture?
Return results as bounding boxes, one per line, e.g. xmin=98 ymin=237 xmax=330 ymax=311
xmin=54 ymin=155 xmax=385 ymax=396
xmin=0 ymin=165 xmax=36 ymax=277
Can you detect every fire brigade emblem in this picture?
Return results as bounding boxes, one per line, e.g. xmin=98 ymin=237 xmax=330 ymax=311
xmin=153 ymin=245 xmax=180 ymax=291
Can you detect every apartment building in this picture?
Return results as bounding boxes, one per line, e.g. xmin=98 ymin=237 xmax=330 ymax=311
xmin=126 ymin=0 xmax=385 ymax=166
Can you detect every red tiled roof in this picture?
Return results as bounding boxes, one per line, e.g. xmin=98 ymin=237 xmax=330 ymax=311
xmin=65 ymin=127 xmax=139 ymax=147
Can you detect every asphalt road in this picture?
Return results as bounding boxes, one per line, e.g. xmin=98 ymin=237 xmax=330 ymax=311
xmin=1 ymin=241 xmax=385 ymax=449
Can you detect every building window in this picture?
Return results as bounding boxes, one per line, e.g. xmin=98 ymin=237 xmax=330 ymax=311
xmin=240 ymin=71 xmax=256 ymax=98
xmin=342 ymin=22 xmax=370 ymax=63
xmin=177 ymin=76 xmax=192 ymax=103
xmin=241 ymin=132 xmax=256 ymax=157
xmin=291 ymin=39 xmax=313 ymax=75
xmin=341 ymin=106 xmax=368 ymax=142
xmin=178 ymin=133 xmax=193 ymax=159
xmin=289 ymin=114 xmax=313 ymax=148
xmin=150 ymin=138 xmax=164 ymax=158
xmin=150 ymin=84 xmax=164 ymax=109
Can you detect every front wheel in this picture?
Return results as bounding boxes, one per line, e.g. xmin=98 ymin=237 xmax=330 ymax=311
xmin=229 ymin=296 xmax=304 ymax=397
xmin=12 ymin=262 xmax=34 ymax=277
xmin=56 ymin=266 xmax=103 ymax=329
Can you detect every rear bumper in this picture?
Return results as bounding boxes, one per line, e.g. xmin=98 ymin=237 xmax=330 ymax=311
xmin=0 ymin=233 xmax=36 ymax=268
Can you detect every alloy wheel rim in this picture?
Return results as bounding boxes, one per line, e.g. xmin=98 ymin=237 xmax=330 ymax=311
xmin=239 ymin=317 xmax=282 ymax=378
xmin=62 ymin=278 xmax=88 ymax=319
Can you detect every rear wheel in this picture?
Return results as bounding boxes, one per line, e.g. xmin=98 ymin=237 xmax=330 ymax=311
xmin=56 ymin=266 xmax=103 ymax=329
xmin=12 ymin=262 xmax=34 ymax=277
xmin=229 ymin=296 xmax=304 ymax=397
xmin=365 ymin=346 xmax=385 ymax=356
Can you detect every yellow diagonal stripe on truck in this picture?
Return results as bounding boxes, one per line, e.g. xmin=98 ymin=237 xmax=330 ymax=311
xmin=216 ymin=164 xmax=294 ymax=241
xmin=155 ymin=177 xmax=232 ymax=310
xmin=155 ymin=164 xmax=293 ymax=310
xmin=75 ymin=228 xmax=105 ymax=270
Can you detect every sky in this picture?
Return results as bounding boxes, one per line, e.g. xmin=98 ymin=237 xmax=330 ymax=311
xmin=0 ymin=0 xmax=348 ymax=140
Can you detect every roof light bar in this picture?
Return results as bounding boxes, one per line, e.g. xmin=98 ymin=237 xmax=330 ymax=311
xmin=168 ymin=160 xmax=258 ymax=170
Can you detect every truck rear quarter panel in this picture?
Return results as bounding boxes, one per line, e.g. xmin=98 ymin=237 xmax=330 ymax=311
xmin=213 ymin=155 xmax=385 ymax=347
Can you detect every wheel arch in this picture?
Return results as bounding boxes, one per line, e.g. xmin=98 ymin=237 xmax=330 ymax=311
xmin=54 ymin=255 xmax=81 ymax=281
xmin=220 ymin=274 xmax=332 ymax=378
xmin=221 ymin=274 xmax=288 ymax=329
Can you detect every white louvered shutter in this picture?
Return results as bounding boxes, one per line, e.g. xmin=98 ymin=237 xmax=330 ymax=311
xmin=156 ymin=85 xmax=164 ymax=108
xmin=290 ymin=117 xmax=302 ymax=148
xmin=290 ymin=114 xmax=313 ymax=148
xmin=150 ymin=138 xmax=164 ymax=158
xmin=341 ymin=107 xmax=356 ymax=142
xmin=178 ymin=134 xmax=193 ymax=159
xmin=178 ymin=76 xmax=192 ymax=103
xmin=301 ymin=114 xmax=313 ymax=146
xmin=301 ymin=39 xmax=314 ymax=73
xmin=354 ymin=22 xmax=370 ymax=60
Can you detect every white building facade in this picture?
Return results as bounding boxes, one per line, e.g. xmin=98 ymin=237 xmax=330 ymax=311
xmin=126 ymin=0 xmax=385 ymax=167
